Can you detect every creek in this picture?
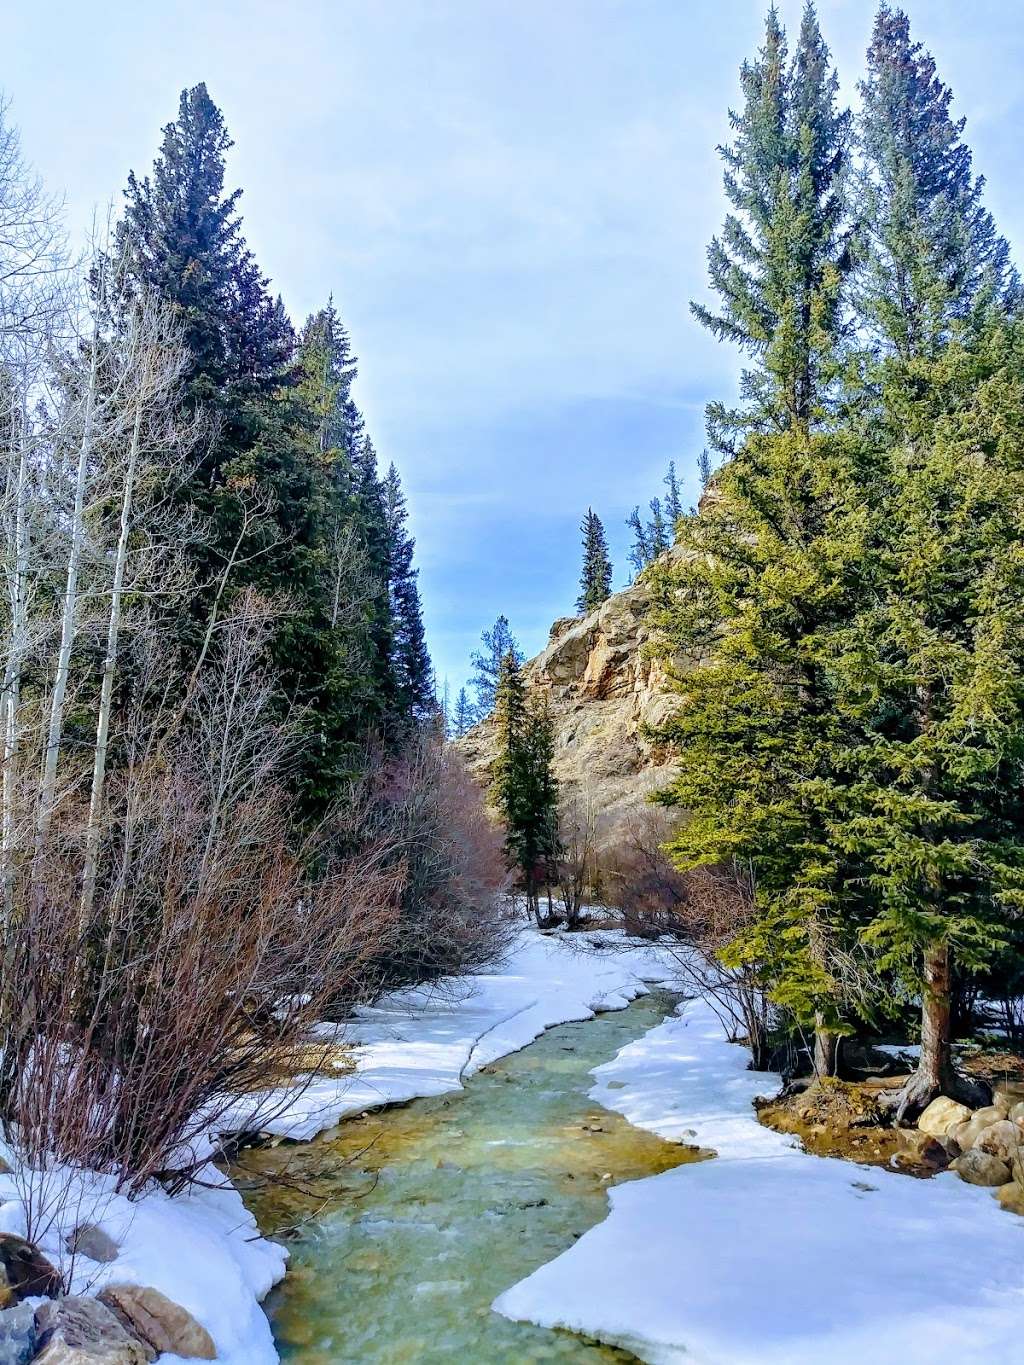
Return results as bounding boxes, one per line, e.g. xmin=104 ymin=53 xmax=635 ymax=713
xmin=234 ymin=989 xmax=696 ymax=1365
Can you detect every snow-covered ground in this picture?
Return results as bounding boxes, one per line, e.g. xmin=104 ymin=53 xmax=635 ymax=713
xmin=494 ymin=991 xmax=1024 ymax=1365
xmin=0 ymin=927 xmax=672 ymax=1364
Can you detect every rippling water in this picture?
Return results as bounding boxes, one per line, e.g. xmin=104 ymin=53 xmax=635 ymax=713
xmin=235 ymin=989 xmax=696 ymax=1365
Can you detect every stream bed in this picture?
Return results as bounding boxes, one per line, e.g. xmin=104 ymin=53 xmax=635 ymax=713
xmin=234 ymin=989 xmax=697 ymax=1364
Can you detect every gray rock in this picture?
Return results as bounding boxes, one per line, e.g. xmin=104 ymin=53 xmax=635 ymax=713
xmin=0 ymin=1302 xmax=35 ymax=1365
xmin=951 ymin=1148 xmax=1011 ymax=1187
xmin=33 ymin=1296 xmax=149 ymax=1364
xmin=65 ymin=1226 xmax=119 ymax=1265
xmin=1010 ymin=1100 xmax=1024 ymax=1125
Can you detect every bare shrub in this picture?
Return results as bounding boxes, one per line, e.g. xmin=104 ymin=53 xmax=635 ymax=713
xmin=341 ymin=737 xmax=512 ymax=1000
xmin=603 ymin=807 xmax=773 ymax=1068
xmin=0 ymin=613 xmax=405 ymax=1201
xmin=555 ymin=790 xmax=598 ymax=930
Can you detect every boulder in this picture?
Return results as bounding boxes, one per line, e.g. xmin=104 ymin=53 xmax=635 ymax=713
xmin=33 ymin=1297 xmax=149 ymax=1364
xmin=951 ymin=1148 xmax=1011 ymax=1187
xmin=0 ymin=1235 xmax=61 ymax=1307
xmin=0 ymin=1302 xmax=35 ymax=1365
xmin=97 ymin=1286 xmax=215 ymax=1360
xmin=65 ymin=1226 xmax=119 ymax=1265
xmin=994 ymin=1083 xmax=1024 ymax=1111
xmin=974 ymin=1118 xmax=1024 ymax=1166
xmin=970 ymin=1104 xmax=1006 ymax=1128
xmin=995 ymin=1181 xmax=1024 ymax=1217
xmin=917 ymin=1096 xmax=971 ymax=1138
xmin=1010 ymin=1100 xmax=1024 ymax=1125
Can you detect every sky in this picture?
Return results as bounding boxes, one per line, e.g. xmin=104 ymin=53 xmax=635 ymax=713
xmin=6 ymin=0 xmax=1024 ymax=696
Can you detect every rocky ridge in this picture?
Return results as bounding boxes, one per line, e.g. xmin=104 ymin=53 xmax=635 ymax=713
xmin=457 ymin=556 xmax=686 ymax=846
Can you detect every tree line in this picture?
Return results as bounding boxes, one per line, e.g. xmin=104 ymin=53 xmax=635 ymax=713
xmin=0 ymin=84 xmax=506 ymax=1195
xmin=648 ymin=2 xmax=1024 ymax=1116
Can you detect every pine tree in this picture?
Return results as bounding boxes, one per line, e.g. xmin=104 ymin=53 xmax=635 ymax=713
xmin=697 ymin=448 xmax=713 ymax=491
xmin=647 ymin=498 xmax=669 ymax=557
xmin=856 ymin=5 xmax=1013 ymax=367
xmin=655 ymin=5 xmax=860 ymax=1074
xmin=383 ymin=462 xmax=433 ymax=726
xmin=626 ymin=506 xmax=651 ymax=580
xmin=451 ymin=687 xmax=473 ymax=739
xmin=576 ymin=509 xmax=612 ymax=614
xmin=663 ymin=461 xmax=683 ymax=533
xmin=491 ymin=653 xmax=559 ymax=925
xmin=116 ymin=84 xmax=291 ymax=440
xmin=470 ymin=615 xmax=522 ymax=720
xmin=831 ymin=10 xmax=1024 ymax=1113
xmin=692 ymin=4 xmax=851 ymax=449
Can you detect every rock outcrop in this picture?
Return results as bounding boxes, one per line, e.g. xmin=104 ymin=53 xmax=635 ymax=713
xmin=457 ymin=564 xmax=685 ymax=849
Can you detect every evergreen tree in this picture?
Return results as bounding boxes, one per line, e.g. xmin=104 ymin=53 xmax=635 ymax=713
xmin=491 ymin=653 xmax=559 ymax=925
xmin=382 ymin=462 xmax=433 ymax=726
xmin=626 ymin=506 xmax=651 ymax=580
xmin=856 ymin=5 xmax=1013 ymax=367
xmin=825 ymin=321 xmax=1024 ymax=1114
xmin=470 ymin=615 xmax=522 ymax=720
xmin=647 ymin=498 xmax=669 ymax=558
xmin=663 ymin=461 xmax=683 ymax=532
xmin=697 ymin=448 xmax=713 ymax=491
xmin=692 ymin=4 xmax=851 ymax=449
xmin=576 ymin=508 xmax=612 ymax=614
xmin=116 ymin=84 xmax=292 ymax=452
xmin=451 ymin=686 xmax=473 ymax=739
xmin=655 ymin=5 xmax=860 ymax=1074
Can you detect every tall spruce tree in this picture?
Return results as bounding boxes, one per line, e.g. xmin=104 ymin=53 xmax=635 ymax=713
xmin=692 ymin=3 xmax=851 ymax=448
xmin=470 ymin=615 xmax=522 ymax=720
xmin=663 ymin=461 xmax=683 ymax=532
xmin=382 ymin=462 xmax=433 ymax=726
xmin=654 ymin=4 xmax=860 ymax=1074
xmin=576 ymin=509 xmax=612 ymax=614
xmin=856 ymin=5 xmax=1013 ymax=367
xmin=626 ymin=506 xmax=651 ymax=579
xmin=829 ymin=8 xmax=1024 ymax=1113
xmin=491 ymin=653 xmax=559 ymax=925
xmin=451 ymin=686 xmax=473 ymax=739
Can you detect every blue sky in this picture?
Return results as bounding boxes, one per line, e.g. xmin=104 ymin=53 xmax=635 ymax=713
xmin=7 ymin=1 xmax=1024 ymax=695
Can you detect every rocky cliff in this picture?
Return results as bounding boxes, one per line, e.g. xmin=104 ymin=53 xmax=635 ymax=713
xmin=456 ymin=564 xmax=683 ymax=845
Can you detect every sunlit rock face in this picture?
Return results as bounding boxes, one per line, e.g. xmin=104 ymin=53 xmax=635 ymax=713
xmin=456 ymin=552 xmax=689 ymax=849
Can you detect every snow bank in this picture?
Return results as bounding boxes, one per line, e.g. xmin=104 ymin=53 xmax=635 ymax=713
xmin=257 ymin=927 xmax=674 ymax=1141
xmin=495 ymin=995 xmax=1024 ymax=1365
xmin=0 ymin=927 xmax=670 ymax=1364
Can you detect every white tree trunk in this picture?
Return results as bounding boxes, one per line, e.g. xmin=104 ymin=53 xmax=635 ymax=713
xmin=36 ymin=314 xmax=98 ymax=853
xmin=79 ymin=396 xmax=143 ymax=928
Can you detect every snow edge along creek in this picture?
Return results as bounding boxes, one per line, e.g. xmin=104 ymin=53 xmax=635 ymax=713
xmin=495 ymin=984 xmax=1024 ymax=1365
xmin=0 ymin=928 xmax=676 ymax=1365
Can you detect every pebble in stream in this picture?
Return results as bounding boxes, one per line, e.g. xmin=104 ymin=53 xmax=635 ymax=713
xmin=236 ymin=990 xmax=699 ymax=1364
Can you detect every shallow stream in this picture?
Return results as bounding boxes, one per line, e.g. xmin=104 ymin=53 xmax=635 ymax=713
xmin=235 ymin=989 xmax=695 ymax=1364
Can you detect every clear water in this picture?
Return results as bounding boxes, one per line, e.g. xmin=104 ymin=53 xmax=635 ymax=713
xmin=235 ymin=990 xmax=696 ymax=1365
